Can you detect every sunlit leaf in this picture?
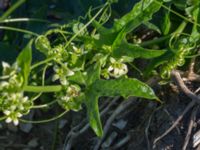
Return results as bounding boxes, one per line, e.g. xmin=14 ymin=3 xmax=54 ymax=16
xmin=85 ymin=77 xmax=158 ymax=137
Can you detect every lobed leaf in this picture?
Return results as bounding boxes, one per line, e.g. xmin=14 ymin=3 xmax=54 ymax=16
xmin=91 ymin=78 xmax=158 ymax=99
xmin=85 ymin=78 xmax=158 ymax=137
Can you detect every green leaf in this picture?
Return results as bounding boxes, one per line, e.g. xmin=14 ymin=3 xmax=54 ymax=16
xmin=190 ymin=4 xmax=200 ymax=42
xmin=17 ymin=40 xmax=33 ymax=87
xmin=68 ymin=71 xmax=86 ymax=85
xmin=161 ymin=8 xmax=171 ymax=35
xmin=111 ymin=28 xmax=126 ymax=51
xmin=85 ymin=78 xmax=158 ymax=137
xmin=144 ymin=50 xmax=173 ymax=76
xmin=105 ymin=0 xmax=163 ymax=34
xmin=85 ymin=91 xmax=102 ymax=137
xmin=143 ymin=21 xmax=161 ymax=34
xmin=113 ymin=42 xmax=166 ymax=59
xmin=110 ymin=28 xmax=165 ymax=59
xmin=85 ymin=62 xmax=101 ymax=86
xmin=91 ymin=78 xmax=158 ymax=99
xmin=90 ymin=0 xmax=162 ymax=47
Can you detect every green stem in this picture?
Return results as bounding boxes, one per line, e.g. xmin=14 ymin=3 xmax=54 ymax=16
xmin=155 ymin=0 xmax=200 ymax=28
xmin=141 ymin=21 xmax=187 ymax=47
xmin=140 ymin=34 xmax=171 ymax=47
xmin=31 ymin=100 xmax=57 ymax=109
xmin=0 ymin=26 xmax=39 ymax=36
xmin=128 ymin=62 xmax=143 ymax=75
xmin=0 ymin=0 xmax=27 ymax=21
xmin=64 ymin=2 xmax=108 ymax=48
xmin=185 ymin=53 xmax=200 ymax=58
xmin=31 ymin=56 xmax=54 ymax=70
xmin=24 ymin=85 xmax=62 ymax=93
xmin=173 ymin=21 xmax=187 ymax=34
xmin=19 ymin=110 xmax=68 ymax=124
xmin=31 ymin=64 xmax=50 ymax=101
xmin=0 ymin=18 xmax=49 ymax=23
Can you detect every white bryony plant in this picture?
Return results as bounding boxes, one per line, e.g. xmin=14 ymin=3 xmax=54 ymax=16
xmin=0 ymin=62 xmax=32 ymax=126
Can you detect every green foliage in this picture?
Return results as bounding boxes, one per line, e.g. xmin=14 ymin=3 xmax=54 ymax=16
xmin=113 ymin=42 xmax=166 ymax=59
xmin=0 ymin=0 xmax=199 ymax=138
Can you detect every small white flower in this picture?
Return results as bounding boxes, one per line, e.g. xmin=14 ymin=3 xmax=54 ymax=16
xmin=107 ymin=57 xmax=128 ymax=78
xmin=2 ymin=61 xmax=19 ymax=77
xmin=67 ymin=85 xmax=80 ymax=97
xmin=52 ymin=64 xmax=74 ymax=85
xmin=4 ymin=112 xmax=22 ymax=126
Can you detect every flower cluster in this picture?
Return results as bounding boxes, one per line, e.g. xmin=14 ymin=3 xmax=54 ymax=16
xmin=48 ymin=44 xmax=68 ymax=62
xmin=0 ymin=62 xmax=32 ymax=125
xmin=102 ymin=57 xmax=128 ymax=79
xmin=52 ymin=63 xmax=74 ymax=85
xmin=56 ymin=84 xmax=82 ymax=111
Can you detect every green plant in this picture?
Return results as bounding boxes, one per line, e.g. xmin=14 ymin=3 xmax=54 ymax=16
xmin=0 ymin=0 xmax=199 ymax=138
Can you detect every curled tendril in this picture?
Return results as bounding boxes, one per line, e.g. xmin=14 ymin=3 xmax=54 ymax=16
xmin=169 ymin=32 xmax=196 ymax=53
xmin=161 ymin=35 xmax=197 ymax=79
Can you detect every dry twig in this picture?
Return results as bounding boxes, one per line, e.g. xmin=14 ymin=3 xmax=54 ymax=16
xmin=93 ymin=98 xmax=137 ymax=150
xmin=110 ymin=134 xmax=131 ymax=150
xmin=153 ymin=70 xmax=200 ymax=147
xmin=63 ymin=97 xmax=119 ymax=150
xmin=182 ymin=106 xmax=198 ymax=150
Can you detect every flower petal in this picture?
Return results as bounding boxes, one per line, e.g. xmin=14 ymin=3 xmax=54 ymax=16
xmin=13 ymin=119 xmax=19 ymax=126
xmin=5 ymin=117 xmax=12 ymax=123
xmin=3 ymin=110 xmax=11 ymax=116
xmin=2 ymin=61 xmax=10 ymax=69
